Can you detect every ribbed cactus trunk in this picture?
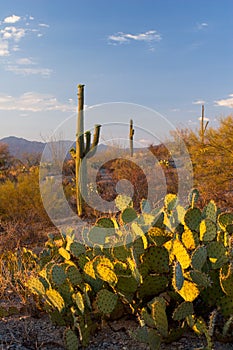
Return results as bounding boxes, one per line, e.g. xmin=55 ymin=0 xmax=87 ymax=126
xmin=76 ymin=84 xmax=85 ymax=216
xmin=129 ymin=119 xmax=134 ymax=157
xmin=200 ymin=105 xmax=209 ymax=145
xmin=75 ymin=84 xmax=101 ymax=216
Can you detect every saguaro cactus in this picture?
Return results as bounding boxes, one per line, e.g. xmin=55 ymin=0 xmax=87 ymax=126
xmin=200 ymin=105 xmax=209 ymax=145
xmin=129 ymin=119 xmax=134 ymax=157
xmin=73 ymin=84 xmax=101 ymax=216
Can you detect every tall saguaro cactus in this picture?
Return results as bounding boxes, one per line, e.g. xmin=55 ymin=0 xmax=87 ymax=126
xmin=200 ymin=105 xmax=209 ymax=145
xmin=74 ymin=84 xmax=101 ymax=216
xmin=129 ymin=119 xmax=134 ymax=157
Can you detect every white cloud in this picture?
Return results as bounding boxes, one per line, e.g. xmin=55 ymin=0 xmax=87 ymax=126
xmin=0 ymin=15 xmax=51 ymax=76
xmin=5 ymin=65 xmax=52 ymax=77
xmin=108 ymin=30 xmax=161 ymax=45
xmin=0 ymin=40 xmax=9 ymax=56
xmin=39 ymin=23 xmax=49 ymax=28
xmin=215 ymin=94 xmax=233 ymax=108
xmin=4 ymin=15 xmax=21 ymax=24
xmin=39 ymin=23 xmax=50 ymax=28
xmin=16 ymin=57 xmax=34 ymax=65
xmin=198 ymin=116 xmax=209 ymax=122
xmin=197 ymin=22 xmax=208 ymax=30
xmin=0 ymin=26 xmax=26 ymax=41
xmin=0 ymin=92 xmax=76 ymax=112
xmin=192 ymin=100 xmax=205 ymax=105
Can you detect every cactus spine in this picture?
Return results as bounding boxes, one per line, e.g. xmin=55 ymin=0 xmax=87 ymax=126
xmin=75 ymin=84 xmax=101 ymax=216
xmin=129 ymin=118 xmax=134 ymax=157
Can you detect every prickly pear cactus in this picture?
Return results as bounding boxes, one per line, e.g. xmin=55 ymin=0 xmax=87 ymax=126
xmin=96 ymin=289 xmax=118 ymax=314
xmin=172 ymin=301 xmax=194 ymax=321
xmin=184 ymin=207 xmax=201 ymax=231
xmin=64 ymin=329 xmax=79 ymax=350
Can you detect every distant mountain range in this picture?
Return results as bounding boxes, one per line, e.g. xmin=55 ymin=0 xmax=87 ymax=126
xmin=0 ymin=136 xmax=108 ymax=161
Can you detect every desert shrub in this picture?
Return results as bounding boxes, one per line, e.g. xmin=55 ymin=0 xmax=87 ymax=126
xmin=0 ymin=167 xmax=49 ymax=223
xmin=175 ymin=115 xmax=233 ymax=210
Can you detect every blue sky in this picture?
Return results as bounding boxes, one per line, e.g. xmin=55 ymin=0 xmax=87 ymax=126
xmin=0 ymin=0 xmax=232 ymax=142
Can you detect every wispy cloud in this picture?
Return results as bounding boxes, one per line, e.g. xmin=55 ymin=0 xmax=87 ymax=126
xmin=16 ymin=57 xmax=34 ymax=65
xmin=192 ymin=100 xmax=205 ymax=105
xmin=0 ymin=14 xmax=51 ymax=76
xmin=108 ymin=30 xmax=161 ymax=47
xmin=215 ymin=94 xmax=233 ymax=108
xmin=0 ymin=92 xmax=76 ymax=112
xmin=5 ymin=65 xmax=52 ymax=77
xmin=39 ymin=23 xmax=50 ymax=28
xmin=3 ymin=15 xmax=21 ymax=24
xmin=197 ymin=22 xmax=208 ymax=30
xmin=0 ymin=39 xmax=9 ymax=56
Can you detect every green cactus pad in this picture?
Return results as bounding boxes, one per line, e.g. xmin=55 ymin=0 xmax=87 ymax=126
xmin=139 ymin=262 xmax=150 ymax=278
xmin=50 ymin=310 xmax=66 ymax=326
xmin=189 ymin=270 xmax=211 ymax=288
xmin=96 ymin=289 xmax=118 ymax=314
xmin=64 ymin=329 xmax=79 ymax=350
xmin=27 ymin=277 xmax=46 ymax=295
xmin=218 ymin=296 xmax=233 ymax=318
xmin=115 ymin=194 xmax=132 ymax=211
xmin=182 ymin=229 xmax=199 ymax=250
xmin=142 ymin=246 xmax=169 ymax=273
xmin=220 ymin=264 xmax=233 ymax=297
xmin=58 ymin=283 xmax=73 ymax=305
xmin=218 ymin=212 xmax=233 ymax=230
xmin=69 ymin=241 xmax=86 ymax=257
xmin=164 ymin=193 xmax=178 ymax=212
xmin=66 ymin=265 xmax=83 ymax=285
xmin=46 ymin=288 xmax=65 ymax=312
xmin=73 ymin=291 xmax=85 ymax=314
xmin=188 ymin=188 xmax=199 ymax=207
xmin=148 ymin=227 xmax=173 ymax=247
xmin=112 ymin=245 xmax=131 ymax=262
xmin=133 ymin=236 xmax=148 ymax=259
xmin=51 ymin=264 xmax=66 ymax=286
xmin=201 ymin=270 xmax=224 ymax=307
xmin=114 ymin=261 xmax=131 ymax=276
xmin=88 ymin=226 xmax=110 ymax=245
xmin=178 ymin=280 xmax=200 ymax=302
xmin=173 ymin=240 xmax=191 ymax=269
xmin=150 ymin=299 xmax=168 ymax=337
xmin=138 ymin=275 xmax=168 ymax=299
xmin=191 ymin=246 xmax=207 ymax=271
xmin=203 ymin=200 xmax=217 ymax=222
xmin=184 ymin=207 xmax=201 ymax=231
xmin=173 ymin=261 xmax=184 ymax=291
xmin=207 ymin=241 xmax=228 ymax=269
xmin=141 ymin=307 xmax=157 ymax=328
xmin=117 ymin=276 xmax=138 ymax=293
xmin=96 ymin=217 xmax=115 ymax=228
xmin=121 ymin=207 xmax=137 ymax=224
xmin=200 ymin=219 xmax=217 ymax=241
xmin=78 ymin=254 xmax=89 ymax=270
xmin=172 ymin=301 xmax=194 ymax=320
